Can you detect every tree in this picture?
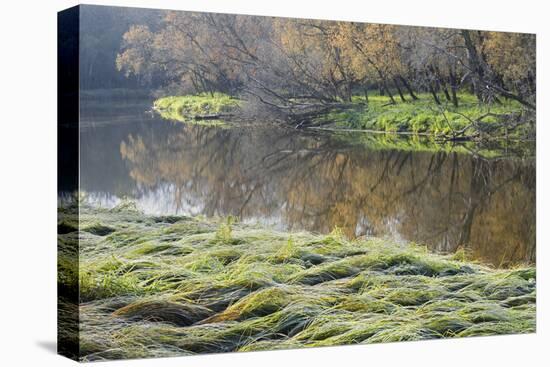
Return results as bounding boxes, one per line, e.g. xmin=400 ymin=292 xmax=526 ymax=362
xmin=116 ymin=11 xmax=536 ymax=120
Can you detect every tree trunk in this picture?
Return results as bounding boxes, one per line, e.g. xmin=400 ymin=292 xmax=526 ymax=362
xmin=428 ymin=82 xmax=441 ymax=105
xmin=345 ymin=82 xmax=353 ymax=103
xmin=461 ymin=30 xmax=486 ymax=104
xmin=363 ymin=88 xmax=369 ymax=104
xmin=425 ymin=69 xmax=441 ymax=105
xmin=190 ymin=75 xmax=199 ymax=93
xmin=398 ymin=75 xmax=418 ymax=100
xmin=434 ymin=65 xmax=451 ymax=102
xmin=448 ymin=69 xmax=459 ymax=108
xmin=461 ymin=29 xmax=532 ymax=108
xmin=441 ymin=83 xmax=451 ymax=102
xmin=451 ymin=87 xmax=458 ymax=108
xmin=383 ymin=79 xmax=396 ymax=104
xmin=197 ymin=73 xmax=208 ymax=94
xmin=394 ymin=78 xmax=407 ymax=102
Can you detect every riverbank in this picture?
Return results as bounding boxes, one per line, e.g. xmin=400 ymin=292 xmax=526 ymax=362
xmin=317 ymin=93 xmax=532 ymax=139
xmin=153 ymin=93 xmax=241 ymax=124
xmin=59 ymin=203 xmax=535 ymax=361
xmin=151 ymin=92 xmax=534 ymax=158
xmin=153 ymin=92 xmax=533 ymax=141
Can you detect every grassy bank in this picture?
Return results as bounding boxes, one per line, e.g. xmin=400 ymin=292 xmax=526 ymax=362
xmin=153 ymin=93 xmax=241 ymax=124
xmin=58 ymin=203 xmax=535 ymax=361
xmin=153 ymin=92 xmax=532 ymax=141
xmin=316 ymin=93 xmax=530 ymax=137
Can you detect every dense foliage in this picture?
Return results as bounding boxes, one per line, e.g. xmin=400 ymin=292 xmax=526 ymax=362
xmin=116 ymin=11 xmax=535 ymax=123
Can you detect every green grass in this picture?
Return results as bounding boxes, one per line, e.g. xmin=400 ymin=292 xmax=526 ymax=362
xmin=317 ymin=92 xmax=531 ymax=137
xmin=153 ymin=93 xmax=241 ymax=124
xmin=58 ymin=202 xmax=535 ymax=361
xmin=153 ymin=92 xmax=533 ymax=139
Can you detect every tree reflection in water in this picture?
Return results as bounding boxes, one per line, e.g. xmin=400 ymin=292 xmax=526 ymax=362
xmin=117 ymin=123 xmax=535 ymax=267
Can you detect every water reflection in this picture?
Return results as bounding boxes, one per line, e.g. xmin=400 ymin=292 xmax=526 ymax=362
xmin=80 ymin=100 xmax=535 ymax=267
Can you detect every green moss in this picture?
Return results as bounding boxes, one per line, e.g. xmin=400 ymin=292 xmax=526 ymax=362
xmin=61 ymin=203 xmax=535 ymax=361
xmin=154 ymin=93 xmax=240 ymax=124
xmin=317 ymin=92 xmax=531 ymax=138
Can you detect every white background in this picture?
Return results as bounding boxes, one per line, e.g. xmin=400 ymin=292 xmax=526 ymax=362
xmin=0 ymin=0 xmax=547 ymax=365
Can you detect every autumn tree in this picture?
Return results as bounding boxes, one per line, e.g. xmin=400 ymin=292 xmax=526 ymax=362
xmin=117 ymin=11 xmax=536 ymax=120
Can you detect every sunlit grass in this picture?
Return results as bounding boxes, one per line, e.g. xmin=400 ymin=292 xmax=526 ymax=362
xmin=59 ymin=203 xmax=535 ymax=361
xmin=153 ymin=93 xmax=241 ymax=124
xmin=320 ymin=92 xmax=529 ymax=137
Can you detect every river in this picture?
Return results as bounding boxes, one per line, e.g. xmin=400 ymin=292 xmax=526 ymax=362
xmin=78 ymin=97 xmax=536 ymax=267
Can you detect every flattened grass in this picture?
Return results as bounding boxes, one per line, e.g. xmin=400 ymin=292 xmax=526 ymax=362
xmin=59 ymin=203 xmax=535 ymax=361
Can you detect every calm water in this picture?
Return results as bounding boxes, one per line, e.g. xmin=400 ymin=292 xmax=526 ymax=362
xmin=79 ymin=98 xmax=536 ymax=267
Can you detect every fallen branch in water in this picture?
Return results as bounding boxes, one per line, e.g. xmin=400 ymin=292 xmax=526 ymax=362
xmin=435 ymin=110 xmax=531 ymax=143
xmin=307 ymin=127 xmax=432 ymax=136
xmin=192 ymin=113 xmax=234 ymax=120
